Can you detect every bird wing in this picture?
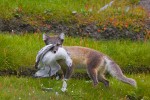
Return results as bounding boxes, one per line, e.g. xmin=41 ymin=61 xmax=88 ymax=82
xmin=49 ymin=62 xmax=61 ymax=76
xmin=35 ymin=44 xmax=54 ymax=69
xmin=34 ymin=62 xmax=61 ymax=78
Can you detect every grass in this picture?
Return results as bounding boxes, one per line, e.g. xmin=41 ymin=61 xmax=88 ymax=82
xmin=0 ymin=33 xmax=43 ymax=70
xmin=0 ymin=74 xmax=150 ymax=100
xmin=0 ymin=33 xmax=150 ymax=73
xmin=0 ymin=0 xmax=147 ymax=27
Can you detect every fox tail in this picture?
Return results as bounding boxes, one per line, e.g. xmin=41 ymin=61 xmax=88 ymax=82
xmin=104 ymin=56 xmax=137 ymax=87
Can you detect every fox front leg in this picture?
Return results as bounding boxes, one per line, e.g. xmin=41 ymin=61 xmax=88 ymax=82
xmin=64 ymin=66 xmax=74 ymax=80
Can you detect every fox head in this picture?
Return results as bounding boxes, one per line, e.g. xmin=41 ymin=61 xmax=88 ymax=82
xmin=43 ymin=33 xmax=65 ymax=53
xmin=43 ymin=33 xmax=65 ymax=46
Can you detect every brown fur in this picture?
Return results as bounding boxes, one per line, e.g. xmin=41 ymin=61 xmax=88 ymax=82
xmin=43 ymin=34 xmax=137 ymax=87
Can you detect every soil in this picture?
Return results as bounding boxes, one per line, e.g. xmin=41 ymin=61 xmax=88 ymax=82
xmin=0 ymin=17 xmax=147 ymax=40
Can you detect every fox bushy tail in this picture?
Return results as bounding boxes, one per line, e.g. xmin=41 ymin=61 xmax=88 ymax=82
xmin=104 ymin=56 xmax=137 ymax=87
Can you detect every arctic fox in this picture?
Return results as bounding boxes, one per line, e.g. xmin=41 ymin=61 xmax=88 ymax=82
xmin=43 ymin=33 xmax=137 ymax=87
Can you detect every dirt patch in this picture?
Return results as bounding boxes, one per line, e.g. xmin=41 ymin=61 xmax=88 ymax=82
xmin=0 ymin=66 xmax=150 ymax=78
xmin=0 ymin=18 xmax=35 ymax=32
xmin=0 ymin=18 xmax=147 ymax=40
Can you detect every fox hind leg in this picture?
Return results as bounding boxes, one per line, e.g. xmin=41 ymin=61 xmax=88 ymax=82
xmin=87 ymin=67 xmax=99 ymax=86
xmin=97 ymin=67 xmax=109 ymax=87
xmin=97 ymin=74 xmax=109 ymax=87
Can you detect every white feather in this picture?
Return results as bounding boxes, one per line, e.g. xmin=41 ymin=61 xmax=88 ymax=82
xmin=35 ymin=44 xmax=72 ymax=77
xmin=61 ymin=80 xmax=67 ymax=92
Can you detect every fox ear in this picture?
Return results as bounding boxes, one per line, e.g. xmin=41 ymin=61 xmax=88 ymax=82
xmin=59 ymin=33 xmax=65 ymax=40
xmin=43 ymin=34 xmax=50 ymax=41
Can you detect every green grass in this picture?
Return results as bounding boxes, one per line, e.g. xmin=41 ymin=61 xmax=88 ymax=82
xmin=0 ymin=33 xmax=44 ymax=70
xmin=0 ymin=33 xmax=150 ymax=71
xmin=0 ymin=0 xmax=147 ymax=27
xmin=0 ymin=74 xmax=150 ymax=100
